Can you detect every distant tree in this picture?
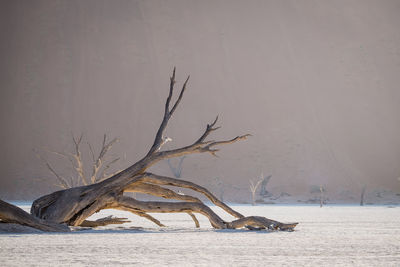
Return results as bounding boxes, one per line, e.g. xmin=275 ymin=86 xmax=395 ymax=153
xmin=319 ymin=186 xmax=325 ymax=207
xmin=360 ymin=185 xmax=367 ymax=206
xmin=35 ymin=133 xmax=121 ymax=189
xmin=259 ymin=173 xmax=272 ymax=197
xmin=249 ymin=173 xmax=263 ymax=205
xmin=166 ymin=156 xmax=186 ymax=178
xmin=310 ymin=185 xmax=326 ymax=207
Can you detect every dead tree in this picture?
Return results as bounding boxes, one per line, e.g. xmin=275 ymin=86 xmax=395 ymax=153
xmin=166 ymin=156 xmax=186 ymax=178
xmin=5 ymin=69 xmax=298 ymax=232
xmin=36 ymin=134 xmax=121 ymax=189
xmin=249 ymin=177 xmax=263 ymax=206
xmin=360 ymin=185 xmax=366 ymax=206
xmin=259 ymin=174 xmax=272 ymax=197
xmin=320 ymin=186 xmax=324 ymax=207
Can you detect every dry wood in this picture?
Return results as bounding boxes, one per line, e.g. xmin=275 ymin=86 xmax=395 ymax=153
xmin=80 ymin=215 xmax=130 ymax=227
xmin=187 ymin=212 xmax=200 ymax=228
xmin=250 ymin=177 xmax=263 ymax=206
xmin=0 ymin=199 xmax=69 ymax=232
xmin=2 ymin=69 xmax=297 ymax=232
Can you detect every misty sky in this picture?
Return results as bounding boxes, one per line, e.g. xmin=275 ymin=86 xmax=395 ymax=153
xmin=1 ymin=0 xmax=399 ymax=200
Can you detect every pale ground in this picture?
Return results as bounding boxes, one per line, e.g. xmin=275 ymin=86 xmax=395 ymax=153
xmin=0 ymin=204 xmax=399 ymax=266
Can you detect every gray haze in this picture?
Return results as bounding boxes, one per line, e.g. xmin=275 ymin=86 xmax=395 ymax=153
xmin=1 ymin=0 xmax=400 ymax=200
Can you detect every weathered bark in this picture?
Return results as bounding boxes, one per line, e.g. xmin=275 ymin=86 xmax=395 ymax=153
xmin=23 ymin=69 xmax=298 ymax=232
xmin=0 ymin=199 xmax=69 ymax=232
xmin=80 ymin=216 xmax=130 ymax=227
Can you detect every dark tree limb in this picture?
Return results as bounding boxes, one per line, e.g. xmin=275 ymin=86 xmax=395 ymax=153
xmin=0 ymin=199 xmax=70 ymax=232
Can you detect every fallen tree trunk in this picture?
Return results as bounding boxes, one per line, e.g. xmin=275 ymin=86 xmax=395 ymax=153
xmin=4 ymin=69 xmax=298 ymax=232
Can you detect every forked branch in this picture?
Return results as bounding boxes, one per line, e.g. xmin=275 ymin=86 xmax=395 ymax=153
xmin=147 ymin=67 xmax=190 ymax=156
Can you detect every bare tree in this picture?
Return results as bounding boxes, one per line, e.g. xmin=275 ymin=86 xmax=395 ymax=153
xmin=259 ymin=173 xmax=272 ymax=197
xmin=360 ymin=185 xmax=366 ymax=206
xmin=320 ymin=186 xmax=325 ymax=208
xmin=2 ymin=69 xmax=297 ymax=232
xmin=249 ymin=174 xmax=263 ymax=206
xmin=36 ymin=134 xmax=121 ymax=189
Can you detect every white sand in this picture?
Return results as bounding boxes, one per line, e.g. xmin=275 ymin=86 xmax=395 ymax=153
xmin=0 ymin=204 xmax=399 ymax=266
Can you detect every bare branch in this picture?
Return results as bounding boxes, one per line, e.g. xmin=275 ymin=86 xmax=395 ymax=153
xmin=169 ymin=75 xmax=189 ymax=116
xmin=111 ymin=205 xmax=165 ymax=227
xmin=91 ymin=135 xmax=120 ymax=183
xmin=99 ymin=157 xmax=120 ymax=180
xmin=147 ymin=68 xmax=190 ymax=156
xmin=44 ymin=149 xmax=77 ymax=174
xmin=114 ymin=196 xmax=226 ymax=229
xmin=249 ymin=177 xmax=263 ymax=206
xmin=133 ymin=173 xmax=244 ymax=219
xmin=71 ymin=133 xmax=87 ymax=186
xmin=195 ymin=116 xmax=220 ymax=144
xmin=34 ymin=151 xmax=71 ymax=189
xmin=187 ymin=212 xmax=200 ymax=228
xmin=87 ymin=142 xmax=96 ymax=162
xmin=155 ymin=132 xmax=251 ymax=160
xmin=125 ymin=182 xmax=202 ymax=203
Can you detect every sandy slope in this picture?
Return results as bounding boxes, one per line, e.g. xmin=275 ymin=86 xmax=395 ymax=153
xmin=0 ymin=204 xmax=399 ymax=266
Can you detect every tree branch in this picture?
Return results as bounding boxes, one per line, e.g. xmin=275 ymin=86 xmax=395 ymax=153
xmin=187 ymin=212 xmax=200 ymax=228
xmin=72 ymin=133 xmax=87 ymax=185
xmin=147 ymin=68 xmax=190 ymax=156
xmin=114 ymin=196 xmax=226 ymax=229
xmin=90 ymin=134 xmax=119 ymax=183
xmin=133 ymin=173 xmax=244 ymax=219
xmin=34 ymin=151 xmax=70 ymax=189
xmin=124 ymin=182 xmax=202 ymax=203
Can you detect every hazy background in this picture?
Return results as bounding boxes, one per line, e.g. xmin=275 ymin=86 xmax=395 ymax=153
xmin=1 ymin=0 xmax=399 ymax=201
